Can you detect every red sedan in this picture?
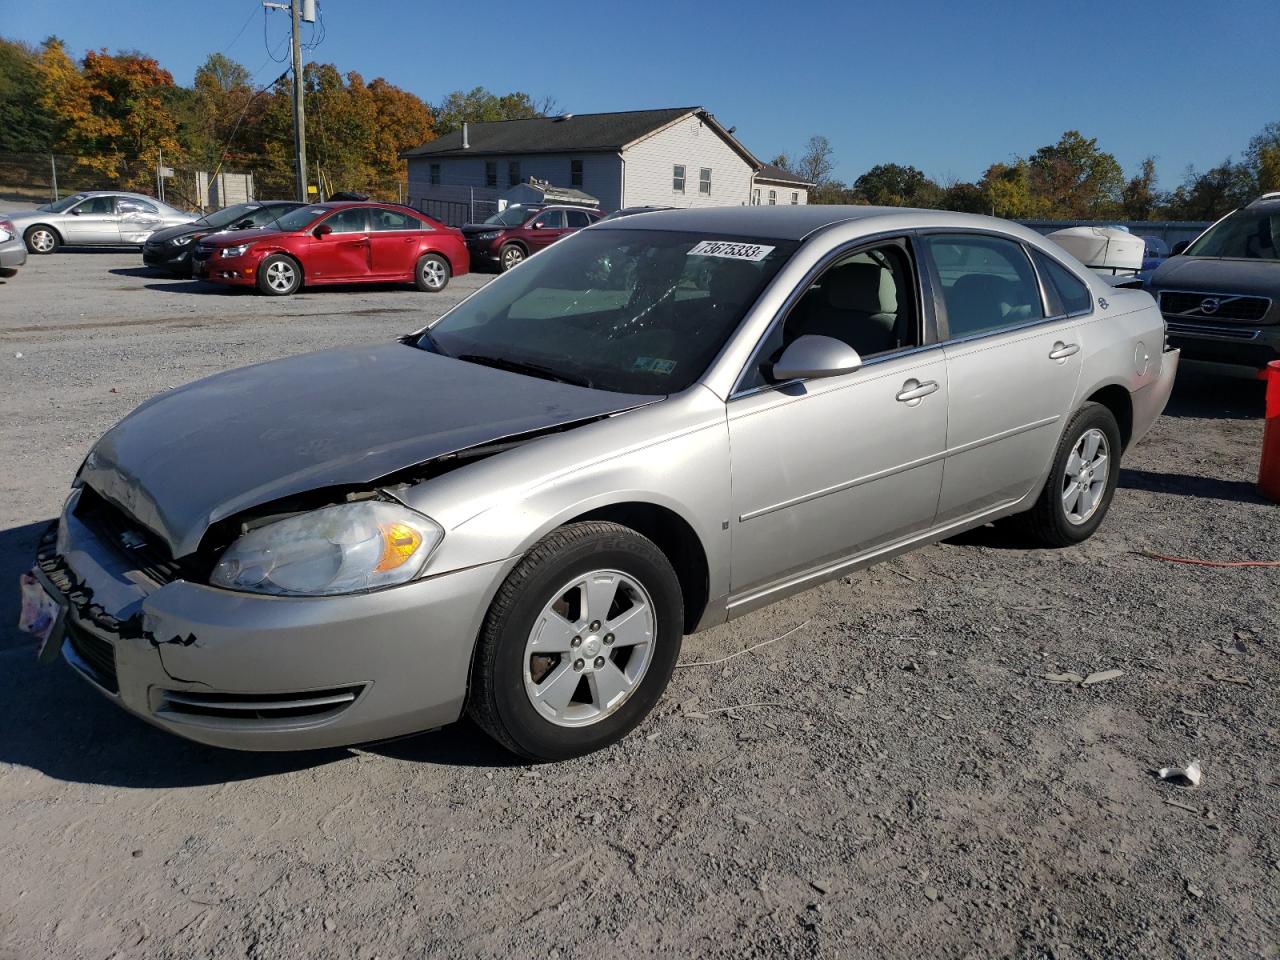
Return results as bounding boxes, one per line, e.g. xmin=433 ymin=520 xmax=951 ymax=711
xmin=192 ymin=201 xmax=469 ymax=296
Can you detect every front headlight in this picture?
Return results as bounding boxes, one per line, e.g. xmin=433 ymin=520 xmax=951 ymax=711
xmin=220 ymin=242 xmax=253 ymax=258
xmin=210 ymin=500 xmax=443 ymax=596
xmin=170 ymin=235 xmax=194 ymax=247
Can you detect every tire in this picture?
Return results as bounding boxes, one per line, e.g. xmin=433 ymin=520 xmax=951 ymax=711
xmin=499 ymin=243 xmax=525 ymax=272
xmin=414 ymin=253 xmax=450 ymax=292
xmin=24 ymin=225 xmax=59 ymax=255
xmin=1020 ymin=402 xmax=1122 ymax=547
xmin=468 ymin=521 xmax=684 ymax=761
xmin=256 ymin=254 xmax=301 ymax=296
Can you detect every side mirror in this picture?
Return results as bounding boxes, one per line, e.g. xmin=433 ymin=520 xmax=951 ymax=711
xmin=772 ymin=335 xmax=863 ymax=382
xmin=313 ymin=224 xmax=333 ymax=238
xmin=69 ymin=208 xmax=81 ymax=215
xmin=532 ymin=221 xmax=545 ymax=229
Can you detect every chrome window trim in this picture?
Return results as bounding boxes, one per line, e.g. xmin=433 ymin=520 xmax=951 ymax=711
xmin=1025 ymin=244 xmax=1095 ymax=322
xmin=727 ymin=229 xmax=930 ymax=401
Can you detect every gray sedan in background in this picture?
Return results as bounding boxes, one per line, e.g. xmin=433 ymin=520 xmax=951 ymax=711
xmin=4 ymin=191 xmax=193 ymax=254
xmin=0 ymin=214 xmax=26 ymax=277
xmin=24 ymin=206 xmax=1178 ymax=761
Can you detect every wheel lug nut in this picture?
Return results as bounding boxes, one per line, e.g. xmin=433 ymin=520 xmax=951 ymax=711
xmin=603 ymin=633 xmax=614 ymax=645
xmin=593 ymin=656 xmax=605 ymax=669
xmin=573 ymin=658 xmax=584 ymax=671
xmin=589 ymin=620 xmax=601 ymax=632
xmin=571 ymin=636 xmax=582 ymax=647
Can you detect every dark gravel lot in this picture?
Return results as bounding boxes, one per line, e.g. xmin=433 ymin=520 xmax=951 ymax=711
xmin=1 ymin=249 xmax=1277 ymax=960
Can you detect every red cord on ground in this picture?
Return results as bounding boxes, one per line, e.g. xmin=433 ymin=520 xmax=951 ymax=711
xmin=1138 ymin=550 xmax=1280 ymax=568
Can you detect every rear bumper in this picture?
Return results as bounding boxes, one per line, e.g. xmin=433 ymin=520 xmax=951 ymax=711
xmin=0 ymin=239 xmax=26 ymax=272
xmin=1130 ymin=347 xmax=1180 ymax=446
xmin=42 ymin=489 xmax=510 ymax=751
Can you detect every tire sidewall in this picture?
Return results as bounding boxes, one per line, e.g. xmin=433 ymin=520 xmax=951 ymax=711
xmin=25 ymin=226 xmax=58 ymax=255
xmin=499 ymin=244 xmax=524 ymax=272
xmin=415 ymin=253 xmax=449 ymax=291
xmin=486 ymin=533 xmax=683 ymax=761
xmin=1046 ymin=404 xmax=1122 ymax=544
xmin=256 ymin=254 xmax=300 ymax=296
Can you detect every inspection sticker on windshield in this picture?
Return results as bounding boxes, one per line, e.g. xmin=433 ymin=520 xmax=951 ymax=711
xmin=687 ymin=240 xmax=775 ymax=261
xmin=633 ymin=356 xmax=677 ymax=375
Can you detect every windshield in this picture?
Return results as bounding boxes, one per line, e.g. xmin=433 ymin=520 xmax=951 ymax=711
xmin=416 ymin=228 xmax=798 ymax=395
xmin=271 ymin=205 xmax=328 ymax=232
xmin=42 ymin=194 xmax=88 ymax=213
xmin=201 ymin=203 xmax=260 ymax=229
xmin=1185 ymin=208 xmax=1280 ymax=260
xmin=483 ymin=207 xmax=536 ymax=227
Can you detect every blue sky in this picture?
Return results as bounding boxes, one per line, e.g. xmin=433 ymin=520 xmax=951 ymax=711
xmin=5 ymin=0 xmax=1276 ymax=188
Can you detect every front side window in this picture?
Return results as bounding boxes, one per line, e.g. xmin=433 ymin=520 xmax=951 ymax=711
xmin=485 ymin=161 xmax=497 ymax=188
xmin=535 ymin=210 xmax=566 ymax=229
xmin=74 ymin=196 xmax=116 ymax=215
xmin=44 ymin=194 xmax=87 ymax=213
xmin=768 ymin=190 xmax=776 ymax=206
xmin=322 ymin=208 xmax=369 ymax=234
xmin=740 ymin=241 xmax=919 ymax=391
xmin=673 ymin=165 xmax=685 ymax=193
xmin=429 ymin=163 xmax=441 ymax=185
xmin=370 ymin=208 xmax=422 ymax=231
xmin=571 ymin=159 xmax=583 ymax=187
xmin=923 ymin=233 xmax=1045 ymax=340
xmin=418 ymin=228 xmax=798 ymax=395
xmin=508 ymin=160 xmax=521 ymax=187
xmin=1184 ymin=208 xmax=1280 ymax=260
xmin=1031 ymin=249 xmax=1092 ymax=316
xmin=699 ymin=168 xmax=712 ymax=195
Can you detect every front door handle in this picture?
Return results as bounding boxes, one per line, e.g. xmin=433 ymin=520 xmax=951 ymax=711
xmin=1049 ymin=342 xmax=1080 ymax=361
xmin=896 ymin=379 xmax=940 ymax=404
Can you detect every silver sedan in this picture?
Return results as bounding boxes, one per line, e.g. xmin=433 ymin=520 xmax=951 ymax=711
xmin=25 ymin=207 xmax=1178 ymax=761
xmin=4 ymin=191 xmax=193 ymax=254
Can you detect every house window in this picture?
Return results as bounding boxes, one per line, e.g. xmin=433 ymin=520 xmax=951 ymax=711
xmin=429 ymin=163 xmax=441 ymax=186
xmin=752 ymin=188 xmax=760 ymax=205
xmin=485 ymin=161 xmax=497 ymax=188
xmin=768 ymin=190 xmax=776 ymax=205
xmin=571 ymin=158 xmax=583 ymax=188
xmin=791 ymin=191 xmax=798 ymax=205
xmin=508 ymin=160 xmax=521 ymax=187
xmin=673 ymin=165 xmax=685 ymax=193
xmin=699 ymin=168 xmax=711 ymax=195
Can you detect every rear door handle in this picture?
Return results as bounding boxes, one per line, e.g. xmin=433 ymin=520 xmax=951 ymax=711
xmin=896 ymin=379 xmax=939 ymax=403
xmin=1049 ymin=342 xmax=1080 ymax=360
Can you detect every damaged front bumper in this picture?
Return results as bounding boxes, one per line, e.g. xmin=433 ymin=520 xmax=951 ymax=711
xmin=36 ymin=489 xmax=510 ymax=751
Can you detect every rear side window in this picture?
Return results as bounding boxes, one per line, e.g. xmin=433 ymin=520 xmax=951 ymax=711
xmin=118 ymin=197 xmax=158 ymax=215
xmin=369 ymin=208 xmax=422 ymax=231
xmin=565 ymin=210 xmax=591 ymax=228
xmin=1032 ymin=249 xmax=1092 ymax=316
xmin=923 ymin=234 xmax=1044 ymax=340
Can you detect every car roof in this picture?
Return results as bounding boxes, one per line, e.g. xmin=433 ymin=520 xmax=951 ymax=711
xmin=593 ymin=205 xmax=1038 ymax=241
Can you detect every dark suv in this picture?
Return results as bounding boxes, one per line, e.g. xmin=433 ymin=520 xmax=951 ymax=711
xmin=461 ymin=204 xmax=601 ymax=271
xmin=1146 ymin=193 xmax=1280 ymax=370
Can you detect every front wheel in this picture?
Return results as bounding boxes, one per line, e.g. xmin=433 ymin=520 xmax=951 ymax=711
xmin=468 ymin=522 xmax=684 ymax=761
xmin=256 ymin=254 xmax=301 ymax=296
xmin=414 ymin=253 xmax=450 ymax=291
xmin=25 ymin=226 xmax=59 ymax=255
xmin=499 ymin=243 xmax=525 ymax=272
xmin=1021 ymin=402 xmax=1122 ymax=547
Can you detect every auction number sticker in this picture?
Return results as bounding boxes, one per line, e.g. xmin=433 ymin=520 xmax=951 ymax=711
xmin=687 ymin=240 xmax=775 ymax=261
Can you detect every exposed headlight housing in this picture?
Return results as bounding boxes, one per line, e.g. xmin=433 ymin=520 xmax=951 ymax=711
xmin=170 ymin=235 xmax=195 ymax=246
xmin=220 ymin=242 xmax=254 ymax=258
xmin=209 ymin=500 xmax=443 ymax=596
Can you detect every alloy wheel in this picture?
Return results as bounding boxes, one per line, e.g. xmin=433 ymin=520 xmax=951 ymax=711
xmin=1062 ymin=428 xmax=1110 ymax=525
xmin=421 ymin=258 xmax=447 ymax=289
xmin=30 ymin=229 xmax=55 ymax=253
xmin=522 ymin=569 xmax=656 ymax=728
xmin=265 ymin=260 xmax=295 ymax=292
xmin=502 ymin=246 xmax=524 ymax=270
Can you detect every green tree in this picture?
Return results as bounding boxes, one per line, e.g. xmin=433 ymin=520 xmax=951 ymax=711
xmin=0 ymin=38 xmax=54 ymax=153
xmin=1246 ymin=122 xmax=1280 ymax=194
xmin=1121 ymin=156 xmax=1160 ymax=220
xmin=852 ymin=162 xmax=942 ymax=207
xmin=1027 ymin=130 xmax=1123 ymax=218
xmin=979 ymin=161 xmax=1037 ymax=218
xmin=1163 ymin=159 xmax=1256 ymax=220
xmin=433 ymin=87 xmax=551 ymax=135
xmin=940 ymin=179 xmax=986 ymax=214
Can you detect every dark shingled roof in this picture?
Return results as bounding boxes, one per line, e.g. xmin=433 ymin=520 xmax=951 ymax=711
xmin=402 ymin=107 xmax=757 ymax=165
xmin=754 ymin=163 xmax=814 ymax=187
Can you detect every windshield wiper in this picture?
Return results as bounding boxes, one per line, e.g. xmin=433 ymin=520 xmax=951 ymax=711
xmin=457 ymin=353 xmax=593 ymax=388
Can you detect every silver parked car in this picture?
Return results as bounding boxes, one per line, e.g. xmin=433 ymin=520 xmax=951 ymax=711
xmin=4 ymin=191 xmax=193 ymax=254
xmin=24 ymin=207 xmax=1178 ymax=761
xmin=0 ymin=215 xmax=26 ymax=277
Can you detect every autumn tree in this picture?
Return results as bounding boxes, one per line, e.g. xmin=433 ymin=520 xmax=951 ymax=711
xmin=369 ymin=77 xmax=434 ymax=184
xmin=1120 ymin=156 xmax=1159 ymax=219
xmin=852 ymin=163 xmax=942 ymax=207
xmin=433 ymin=87 xmax=553 ymax=134
xmin=1027 ymin=130 xmax=1123 ymax=218
xmin=0 ymin=38 xmax=54 ymax=153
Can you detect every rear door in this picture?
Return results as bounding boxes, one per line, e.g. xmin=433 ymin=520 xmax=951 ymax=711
xmin=920 ymin=232 xmax=1085 ymax=524
xmin=117 ymin=197 xmax=163 ymax=243
xmin=63 ymin=195 xmax=120 ymax=244
xmin=526 ymin=209 xmax=568 ymax=251
xmin=368 ymin=208 xmax=428 ymax=278
xmin=308 ymin=207 xmax=371 ymax=280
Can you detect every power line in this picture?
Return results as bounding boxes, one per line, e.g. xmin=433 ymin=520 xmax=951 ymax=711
xmin=220 ymin=3 xmax=259 ymax=54
xmin=263 ymin=6 xmax=291 ymax=63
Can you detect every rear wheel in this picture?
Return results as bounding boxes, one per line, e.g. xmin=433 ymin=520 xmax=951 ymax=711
xmin=468 ymin=522 xmax=683 ymax=761
xmin=414 ymin=253 xmax=450 ymax=291
xmin=1021 ymin=402 xmax=1122 ymax=546
xmin=256 ymin=254 xmax=301 ymax=296
xmin=25 ymin=226 xmax=59 ymax=255
xmin=499 ymin=243 xmax=525 ymax=272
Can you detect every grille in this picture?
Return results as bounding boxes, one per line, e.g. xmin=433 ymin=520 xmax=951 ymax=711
xmin=1166 ymin=321 xmax=1261 ymax=341
xmin=1159 ymin=291 xmax=1271 ymax=323
xmin=66 ymin=621 xmax=118 ymax=693
xmin=75 ymin=487 xmax=186 ymax=585
xmin=157 ymin=686 xmax=363 ymax=723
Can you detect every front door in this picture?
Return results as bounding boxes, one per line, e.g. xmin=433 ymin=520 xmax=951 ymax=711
xmin=526 ymin=209 xmax=569 ymax=251
xmin=367 ymin=207 xmax=425 ymax=278
xmin=63 ymin=195 xmax=120 ymax=244
xmin=919 ymin=233 xmax=1084 ymax=523
xmin=308 ymin=207 xmax=371 ymax=280
xmin=727 ymin=239 xmax=948 ymax=608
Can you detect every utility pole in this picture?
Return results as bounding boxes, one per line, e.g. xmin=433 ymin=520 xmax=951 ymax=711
xmin=264 ymin=0 xmax=315 ymax=201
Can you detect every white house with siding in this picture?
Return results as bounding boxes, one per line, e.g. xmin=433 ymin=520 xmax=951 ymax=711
xmin=402 ymin=107 xmax=803 ymax=224
xmin=751 ymin=163 xmax=811 ymax=206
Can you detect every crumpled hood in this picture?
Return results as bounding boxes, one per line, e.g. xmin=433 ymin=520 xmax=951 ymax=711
xmin=198 ymin=225 xmax=286 ymax=248
xmin=145 ymin=222 xmax=206 ymax=245
xmin=1147 ymin=256 xmax=1280 ymax=300
xmin=79 ymin=343 xmax=654 ymax=556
